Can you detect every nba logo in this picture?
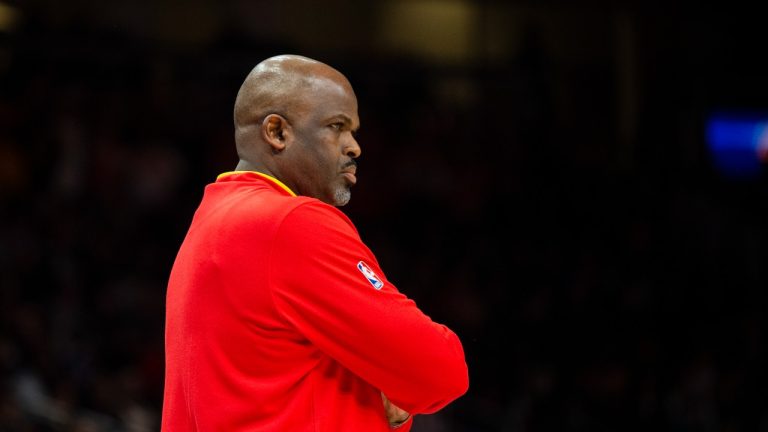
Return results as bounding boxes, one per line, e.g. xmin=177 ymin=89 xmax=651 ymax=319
xmin=357 ymin=261 xmax=384 ymax=290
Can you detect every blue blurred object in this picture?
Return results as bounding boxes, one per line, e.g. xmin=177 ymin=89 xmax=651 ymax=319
xmin=706 ymin=113 xmax=768 ymax=179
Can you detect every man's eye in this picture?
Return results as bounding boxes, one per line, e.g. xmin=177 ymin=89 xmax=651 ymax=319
xmin=330 ymin=123 xmax=343 ymax=130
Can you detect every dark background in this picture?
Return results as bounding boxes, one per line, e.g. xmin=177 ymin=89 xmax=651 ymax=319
xmin=2 ymin=1 xmax=768 ymax=431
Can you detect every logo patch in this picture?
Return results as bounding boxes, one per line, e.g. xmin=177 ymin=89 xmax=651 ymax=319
xmin=357 ymin=261 xmax=384 ymax=290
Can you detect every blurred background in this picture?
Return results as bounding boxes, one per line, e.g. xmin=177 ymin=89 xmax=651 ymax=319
xmin=2 ymin=0 xmax=768 ymax=431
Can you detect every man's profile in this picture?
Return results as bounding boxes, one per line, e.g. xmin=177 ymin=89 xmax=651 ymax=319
xmin=161 ymin=54 xmax=468 ymax=431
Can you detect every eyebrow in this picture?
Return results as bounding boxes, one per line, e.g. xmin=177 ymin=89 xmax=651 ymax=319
xmin=329 ymin=114 xmax=360 ymax=131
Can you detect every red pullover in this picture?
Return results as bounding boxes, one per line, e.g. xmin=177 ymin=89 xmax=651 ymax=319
xmin=162 ymin=171 xmax=468 ymax=431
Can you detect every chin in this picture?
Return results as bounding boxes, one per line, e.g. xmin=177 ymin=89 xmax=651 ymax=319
xmin=333 ymin=188 xmax=352 ymax=207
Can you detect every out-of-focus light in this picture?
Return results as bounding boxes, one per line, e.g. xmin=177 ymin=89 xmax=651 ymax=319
xmin=377 ymin=0 xmax=477 ymax=64
xmin=706 ymin=113 xmax=768 ymax=179
xmin=0 ymin=3 xmax=21 ymax=32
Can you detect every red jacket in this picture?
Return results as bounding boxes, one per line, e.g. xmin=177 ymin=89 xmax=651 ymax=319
xmin=162 ymin=171 xmax=468 ymax=431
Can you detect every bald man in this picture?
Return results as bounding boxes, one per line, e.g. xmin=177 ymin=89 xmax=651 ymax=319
xmin=162 ymin=55 xmax=468 ymax=431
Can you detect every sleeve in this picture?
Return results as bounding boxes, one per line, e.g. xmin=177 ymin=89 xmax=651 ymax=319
xmin=268 ymin=201 xmax=469 ymax=414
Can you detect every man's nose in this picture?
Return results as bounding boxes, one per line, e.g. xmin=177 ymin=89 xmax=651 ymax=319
xmin=344 ymin=135 xmax=361 ymax=158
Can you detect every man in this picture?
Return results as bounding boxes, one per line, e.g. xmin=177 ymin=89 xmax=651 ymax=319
xmin=162 ymin=54 xmax=469 ymax=431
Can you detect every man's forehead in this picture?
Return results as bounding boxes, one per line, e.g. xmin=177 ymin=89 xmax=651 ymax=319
xmin=304 ymin=74 xmax=354 ymax=97
xmin=303 ymin=77 xmax=358 ymax=115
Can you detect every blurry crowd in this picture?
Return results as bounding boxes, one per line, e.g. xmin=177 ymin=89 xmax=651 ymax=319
xmin=2 ymin=12 xmax=768 ymax=432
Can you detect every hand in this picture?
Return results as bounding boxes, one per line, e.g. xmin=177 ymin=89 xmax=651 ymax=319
xmin=381 ymin=392 xmax=411 ymax=428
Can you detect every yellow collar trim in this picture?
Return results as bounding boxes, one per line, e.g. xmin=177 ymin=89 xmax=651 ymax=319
xmin=216 ymin=171 xmax=297 ymax=197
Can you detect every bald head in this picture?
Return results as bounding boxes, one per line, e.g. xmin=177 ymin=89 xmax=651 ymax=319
xmin=234 ymin=55 xmax=352 ymax=154
xmin=231 ymin=54 xmax=361 ymax=206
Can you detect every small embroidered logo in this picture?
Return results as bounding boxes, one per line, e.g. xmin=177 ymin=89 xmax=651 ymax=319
xmin=357 ymin=261 xmax=384 ymax=290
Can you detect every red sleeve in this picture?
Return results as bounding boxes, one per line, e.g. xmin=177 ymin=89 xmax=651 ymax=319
xmin=268 ymin=201 xmax=468 ymax=414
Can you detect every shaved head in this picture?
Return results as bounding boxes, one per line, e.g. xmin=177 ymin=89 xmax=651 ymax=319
xmin=234 ymin=55 xmax=352 ymax=155
xmin=231 ymin=54 xmax=361 ymax=206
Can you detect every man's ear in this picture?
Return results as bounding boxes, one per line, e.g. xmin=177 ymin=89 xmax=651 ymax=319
xmin=261 ymin=114 xmax=291 ymax=152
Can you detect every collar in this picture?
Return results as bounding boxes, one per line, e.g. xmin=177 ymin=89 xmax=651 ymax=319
xmin=216 ymin=171 xmax=297 ymax=197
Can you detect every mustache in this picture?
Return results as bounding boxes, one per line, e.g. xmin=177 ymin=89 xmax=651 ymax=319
xmin=342 ymin=160 xmax=357 ymax=169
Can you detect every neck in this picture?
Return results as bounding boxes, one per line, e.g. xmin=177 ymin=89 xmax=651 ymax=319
xmin=235 ymin=158 xmax=301 ymax=197
xmin=235 ymin=159 xmax=271 ymax=175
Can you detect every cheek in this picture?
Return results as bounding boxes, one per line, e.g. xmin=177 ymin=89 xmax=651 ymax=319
xmin=294 ymin=129 xmax=342 ymax=179
xmin=310 ymin=139 xmax=341 ymax=175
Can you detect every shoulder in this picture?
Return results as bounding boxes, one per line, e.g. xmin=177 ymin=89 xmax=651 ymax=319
xmin=286 ymin=197 xmax=355 ymax=225
xmin=279 ymin=197 xmax=358 ymax=237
